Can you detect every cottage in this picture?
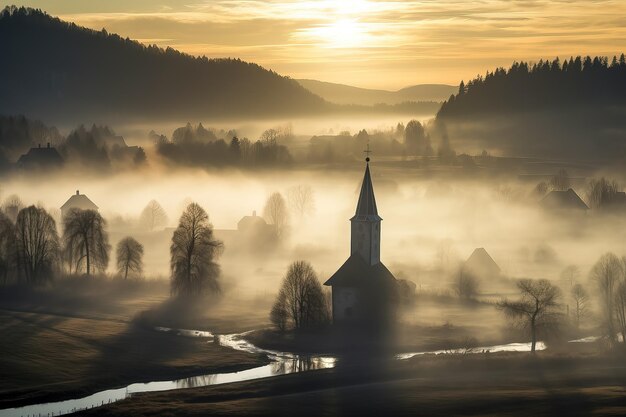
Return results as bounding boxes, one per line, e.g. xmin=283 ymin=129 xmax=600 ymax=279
xmin=17 ymin=143 xmax=63 ymax=170
xmin=541 ymin=188 xmax=588 ymax=211
xmin=60 ymin=190 xmax=98 ymax=218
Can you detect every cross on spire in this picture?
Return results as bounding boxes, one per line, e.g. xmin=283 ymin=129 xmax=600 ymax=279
xmin=364 ymin=143 xmax=372 ymax=162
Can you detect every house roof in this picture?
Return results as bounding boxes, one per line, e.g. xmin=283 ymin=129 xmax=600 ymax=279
xmin=463 ymin=247 xmax=501 ymax=275
xmin=60 ymin=192 xmax=98 ymax=211
xmin=324 ymin=254 xmax=396 ymax=287
xmin=351 ymin=162 xmax=382 ymax=221
xmin=237 ymin=213 xmax=268 ymax=231
xmin=541 ymin=188 xmax=589 ymax=210
xmin=17 ymin=145 xmax=63 ymax=167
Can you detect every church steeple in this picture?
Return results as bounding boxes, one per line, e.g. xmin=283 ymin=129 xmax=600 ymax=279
xmin=350 ymin=155 xmax=382 ymax=265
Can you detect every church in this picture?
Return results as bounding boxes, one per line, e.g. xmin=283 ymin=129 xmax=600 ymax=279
xmin=324 ymin=156 xmax=398 ymax=327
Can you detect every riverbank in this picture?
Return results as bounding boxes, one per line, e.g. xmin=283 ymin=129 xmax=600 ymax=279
xmin=79 ymin=349 xmax=626 ymax=416
xmin=0 ymin=280 xmax=271 ymax=410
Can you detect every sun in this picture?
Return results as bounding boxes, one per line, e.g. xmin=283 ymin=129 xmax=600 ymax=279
xmin=302 ymin=18 xmax=368 ymax=49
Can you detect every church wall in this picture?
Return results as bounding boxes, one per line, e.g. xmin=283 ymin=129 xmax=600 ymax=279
xmin=332 ymin=286 xmax=359 ymax=322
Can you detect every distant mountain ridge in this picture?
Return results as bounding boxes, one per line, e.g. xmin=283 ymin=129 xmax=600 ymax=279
xmin=296 ymin=79 xmax=456 ymax=105
xmin=0 ymin=6 xmax=328 ymax=123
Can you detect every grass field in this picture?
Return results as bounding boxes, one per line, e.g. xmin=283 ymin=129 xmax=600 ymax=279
xmin=82 ymin=351 xmax=626 ymax=416
xmin=0 ymin=279 xmax=270 ymax=409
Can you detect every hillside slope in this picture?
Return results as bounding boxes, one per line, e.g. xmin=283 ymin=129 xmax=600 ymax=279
xmin=0 ymin=6 xmax=328 ymax=123
xmin=297 ymin=79 xmax=456 ymax=105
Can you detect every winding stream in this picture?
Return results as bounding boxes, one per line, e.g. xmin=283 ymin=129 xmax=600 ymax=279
xmin=0 ymin=328 xmax=553 ymax=417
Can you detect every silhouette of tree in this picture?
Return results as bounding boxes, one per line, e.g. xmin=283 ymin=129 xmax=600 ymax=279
xmin=170 ymin=203 xmax=223 ymax=296
xmin=589 ymin=253 xmax=622 ymax=344
xmin=116 ymin=237 xmax=143 ymax=279
xmin=287 ymin=185 xmax=315 ymax=220
xmin=456 ymin=269 xmax=479 ymax=300
xmin=140 ymin=200 xmax=168 ymax=231
xmin=0 ymin=212 xmax=16 ymax=286
xmin=571 ymin=283 xmax=589 ymax=331
xmin=271 ymin=261 xmax=329 ymax=330
xmin=263 ymin=192 xmax=289 ymax=238
xmin=550 ymin=169 xmax=570 ymax=191
xmin=2 ymin=194 xmax=23 ymax=223
xmin=498 ymin=279 xmax=561 ymax=352
xmin=404 ymin=120 xmax=432 ymax=156
xmin=586 ymin=178 xmax=620 ymax=209
xmin=15 ymin=205 xmax=60 ymax=285
xmin=560 ymin=265 xmax=580 ymax=287
xmin=62 ymin=209 xmax=110 ymax=276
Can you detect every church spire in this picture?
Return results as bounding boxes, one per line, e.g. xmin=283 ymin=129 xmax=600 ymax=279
xmin=350 ymin=152 xmax=382 ymax=265
xmin=353 ymin=145 xmax=381 ymax=221
xmin=353 ymin=162 xmax=381 ymax=220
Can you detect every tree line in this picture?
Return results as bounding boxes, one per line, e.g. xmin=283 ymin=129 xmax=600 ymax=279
xmin=0 ymin=199 xmax=223 ymax=297
xmin=438 ymin=54 xmax=626 ymax=119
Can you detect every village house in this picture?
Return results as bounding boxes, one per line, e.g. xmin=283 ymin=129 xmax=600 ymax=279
xmin=17 ymin=143 xmax=63 ymax=170
xmin=60 ymin=190 xmax=98 ymax=218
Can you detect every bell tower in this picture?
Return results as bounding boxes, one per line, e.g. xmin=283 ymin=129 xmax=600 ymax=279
xmin=350 ymin=150 xmax=382 ymax=266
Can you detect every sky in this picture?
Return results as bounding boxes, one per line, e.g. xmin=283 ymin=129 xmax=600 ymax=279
xmin=13 ymin=0 xmax=626 ymax=89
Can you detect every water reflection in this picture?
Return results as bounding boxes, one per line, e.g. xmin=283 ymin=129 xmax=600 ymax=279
xmin=0 ymin=330 xmax=552 ymax=417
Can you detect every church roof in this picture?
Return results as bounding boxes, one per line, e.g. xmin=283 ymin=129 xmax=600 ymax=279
xmin=352 ymin=162 xmax=382 ymax=221
xmin=324 ymin=254 xmax=396 ymax=287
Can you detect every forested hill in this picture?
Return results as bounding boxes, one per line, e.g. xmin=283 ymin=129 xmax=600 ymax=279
xmin=0 ymin=6 xmax=328 ymax=123
xmin=437 ymin=55 xmax=626 ymax=119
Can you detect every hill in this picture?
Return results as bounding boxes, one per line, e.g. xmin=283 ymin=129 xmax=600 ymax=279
xmin=0 ymin=6 xmax=328 ymax=124
xmin=297 ymin=79 xmax=456 ymax=105
xmin=434 ymin=56 xmax=626 ymax=161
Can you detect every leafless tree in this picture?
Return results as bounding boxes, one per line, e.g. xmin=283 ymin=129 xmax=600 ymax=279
xmin=15 ymin=206 xmax=60 ymax=285
xmin=63 ymin=209 xmax=110 ymax=276
xmin=549 ymin=169 xmax=570 ymax=191
xmin=455 ymin=269 xmax=480 ymax=300
xmin=263 ymin=192 xmax=289 ymax=239
xmin=560 ymin=265 xmax=580 ymax=288
xmin=170 ymin=202 xmax=223 ymax=296
xmin=0 ymin=212 xmax=16 ymax=286
xmin=2 ymin=194 xmax=23 ymax=223
xmin=271 ymin=261 xmax=329 ymax=331
xmin=140 ymin=200 xmax=168 ymax=231
xmin=498 ymin=279 xmax=561 ymax=352
xmin=116 ymin=237 xmax=144 ymax=279
xmin=589 ymin=252 xmax=622 ymax=344
xmin=570 ymin=283 xmax=589 ymax=330
xmin=586 ymin=177 xmax=620 ymax=209
xmin=435 ymin=239 xmax=457 ymax=271
xmin=287 ymin=185 xmax=315 ymax=220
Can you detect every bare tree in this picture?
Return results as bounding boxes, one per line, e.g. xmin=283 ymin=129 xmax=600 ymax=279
xmin=0 ymin=212 xmax=16 ymax=286
xmin=170 ymin=202 xmax=223 ymax=296
xmin=560 ymin=265 xmax=580 ymax=288
xmin=140 ymin=200 xmax=168 ymax=231
xmin=116 ymin=237 xmax=144 ymax=279
xmin=15 ymin=206 xmax=60 ymax=285
xmin=455 ymin=269 xmax=479 ymax=300
xmin=570 ymin=283 xmax=589 ymax=331
xmin=498 ymin=279 xmax=561 ymax=352
xmin=271 ymin=261 xmax=329 ymax=330
xmin=63 ymin=209 xmax=110 ymax=276
xmin=263 ymin=192 xmax=289 ymax=239
xmin=589 ymin=252 xmax=622 ymax=344
xmin=586 ymin=178 xmax=620 ymax=209
xmin=287 ymin=185 xmax=315 ymax=220
xmin=2 ymin=194 xmax=23 ymax=223
xmin=549 ymin=169 xmax=570 ymax=191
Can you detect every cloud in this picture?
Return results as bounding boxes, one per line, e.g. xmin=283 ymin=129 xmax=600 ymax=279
xmin=21 ymin=0 xmax=626 ymax=88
